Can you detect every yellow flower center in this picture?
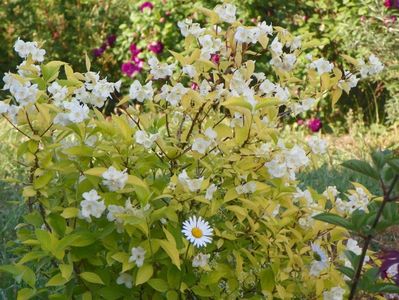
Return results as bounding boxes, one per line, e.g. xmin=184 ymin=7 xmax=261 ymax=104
xmin=191 ymin=227 xmax=203 ymax=238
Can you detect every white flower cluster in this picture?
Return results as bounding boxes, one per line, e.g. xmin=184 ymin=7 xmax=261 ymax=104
xmin=134 ymin=130 xmax=159 ymax=149
xmin=177 ymin=19 xmax=205 ymax=38
xmin=14 ymin=38 xmax=46 ymax=62
xmin=160 ymin=83 xmax=188 ymax=106
xmin=48 ymin=82 xmax=68 ymax=105
xmin=102 ymin=166 xmax=128 ymax=191
xmin=291 ymin=98 xmax=316 ymax=115
xmin=199 ymin=35 xmax=223 ymax=60
xmin=338 ymin=71 xmax=359 ymax=92
xmin=309 ymin=58 xmax=334 ymax=75
xmin=214 ymin=3 xmax=236 ymax=23
xmin=178 ymin=170 xmax=204 ymax=192
xmin=53 ymin=99 xmax=90 ymax=125
xmin=359 ymin=54 xmax=384 ymax=78
xmin=79 ymin=189 xmax=106 ymax=221
xmin=205 ymin=183 xmax=217 ymax=200
xmin=265 ymin=142 xmax=309 ymax=180
xmin=148 ymin=57 xmax=176 ymax=80
xmin=129 ymin=80 xmax=154 ymax=102
xmin=336 ymin=187 xmax=369 ymax=214
xmin=258 ymin=78 xmax=290 ymax=102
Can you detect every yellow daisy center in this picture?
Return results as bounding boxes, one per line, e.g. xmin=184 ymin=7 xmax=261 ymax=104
xmin=191 ymin=227 xmax=203 ymax=238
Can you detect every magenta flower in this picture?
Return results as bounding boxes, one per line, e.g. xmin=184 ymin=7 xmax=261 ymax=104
xmin=148 ymin=41 xmax=164 ymax=54
xmin=307 ymin=118 xmax=322 ymax=132
xmin=130 ymin=43 xmax=141 ymax=57
xmin=140 ymin=1 xmax=154 ymax=12
xmin=92 ymin=48 xmax=105 ymax=58
xmin=211 ymin=54 xmax=220 ymax=65
xmin=107 ymin=34 xmax=117 ymax=47
xmin=297 ymin=119 xmax=304 ymax=126
xmin=385 ymin=0 xmax=393 ymax=8
xmin=379 ymin=250 xmax=399 ymax=285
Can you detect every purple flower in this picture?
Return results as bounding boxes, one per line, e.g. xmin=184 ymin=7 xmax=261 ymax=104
xmin=130 ymin=43 xmax=141 ymax=57
xmin=147 ymin=41 xmax=164 ymax=54
xmin=140 ymin=1 xmax=154 ymax=12
xmin=211 ymin=54 xmax=220 ymax=65
xmin=107 ymin=34 xmax=117 ymax=47
xmin=100 ymin=42 xmax=108 ymax=51
xmin=92 ymin=48 xmax=105 ymax=58
xmin=307 ymin=118 xmax=322 ymax=132
xmin=379 ymin=251 xmax=399 ymax=285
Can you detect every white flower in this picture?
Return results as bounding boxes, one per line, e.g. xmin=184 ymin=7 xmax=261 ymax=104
xmin=199 ymin=80 xmax=211 ymax=96
xmin=48 ymin=82 xmax=68 ymax=104
xmin=270 ymin=37 xmax=283 ymax=55
xmin=116 ymin=273 xmax=133 ymax=289
xmin=80 ymin=189 xmax=106 ymax=219
xmin=204 ymin=127 xmax=217 ymax=140
xmin=236 ymin=181 xmax=257 ymax=194
xmin=160 ymin=83 xmax=188 ymax=106
xmin=182 ymin=216 xmax=213 ymax=248
xmin=134 ymin=130 xmax=159 ymax=149
xmin=198 ymin=35 xmax=222 ymax=60
xmin=234 ymin=27 xmax=260 ymax=44
xmin=259 ymin=79 xmax=276 ymax=96
xmin=337 ymin=187 xmax=369 ymax=214
xmin=178 ymin=170 xmax=204 ymax=192
xmin=214 ymin=3 xmax=236 ymax=23
xmin=205 ymin=183 xmax=217 ymax=200
xmin=129 ymin=80 xmax=153 ymax=102
xmin=192 ymin=253 xmax=210 ymax=267
xmin=323 ymin=287 xmax=345 ymax=300
xmin=323 ymin=186 xmax=339 ymax=198
xmin=293 ymin=188 xmax=315 ymax=206
xmin=129 ymin=247 xmax=146 ymax=267
xmin=265 ymin=156 xmax=287 ymax=178
xmin=257 ymin=21 xmax=273 ymax=36
xmin=255 ymin=143 xmax=272 ymax=157
xmin=270 ymin=53 xmax=297 ymax=72
xmin=307 ymin=136 xmax=328 ymax=154
xmin=0 ymin=102 xmax=10 ymax=114
xmin=107 ymin=204 xmax=125 ymax=222
xmin=102 ymin=166 xmax=128 ymax=191
xmin=287 ymin=36 xmax=301 ymax=51
xmin=359 ymin=54 xmax=384 ymax=78
xmin=338 ymin=71 xmax=359 ymax=91
xmin=177 ymin=19 xmax=205 ymax=37
xmin=192 ymin=137 xmax=212 ymax=154
xmin=274 ymin=85 xmax=290 ymax=102
xmin=14 ymin=38 xmax=46 ymax=62
xmin=9 ymin=81 xmax=39 ymax=106
xmin=64 ymin=99 xmax=90 ymax=123
xmin=310 ymin=243 xmax=328 ymax=276
xmin=182 ymin=65 xmax=197 ymax=78
xmin=148 ymin=57 xmax=175 ymax=80
xmin=310 ymin=58 xmax=334 ymax=75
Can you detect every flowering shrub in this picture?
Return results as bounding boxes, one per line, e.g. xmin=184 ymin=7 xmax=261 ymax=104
xmin=0 ymin=4 xmax=386 ymax=299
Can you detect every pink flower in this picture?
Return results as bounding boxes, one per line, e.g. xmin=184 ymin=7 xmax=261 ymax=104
xmin=191 ymin=82 xmax=199 ymax=90
xmin=130 ymin=43 xmax=141 ymax=57
xmin=147 ymin=41 xmax=164 ymax=54
xmin=307 ymin=118 xmax=322 ymax=132
xmin=121 ymin=60 xmax=143 ymax=77
xmin=297 ymin=119 xmax=304 ymax=126
xmin=139 ymin=1 xmax=154 ymax=12
xmin=385 ymin=0 xmax=393 ymax=8
xmin=211 ymin=54 xmax=220 ymax=65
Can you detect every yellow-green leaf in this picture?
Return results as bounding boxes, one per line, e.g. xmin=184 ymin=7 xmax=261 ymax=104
xmin=46 ymin=273 xmax=69 ymax=287
xmin=135 ymin=264 xmax=153 ymax=285
xmin=159 ymin=240 xmax=181 ymax=270
xmin=80 ymin=272 xmax=104 ymax=285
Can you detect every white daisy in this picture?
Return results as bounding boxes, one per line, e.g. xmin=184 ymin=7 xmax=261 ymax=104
xmin=182 ymin=216 xmax=213 ymax=248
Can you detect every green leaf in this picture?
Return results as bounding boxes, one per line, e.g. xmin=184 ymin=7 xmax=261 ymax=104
xmin=313 ymin=213 xmax=353 ymax=230
xmin=341 ymin=159 xmax=379 ymax=180
xmin=46 ymin=273 xmax=69 ymax=287
xmin=80 ymin=272 xmax=104 ymax=285
xmin=260 ymin=266 xmax=275 ymax=292
xmin=148 ymin=278 xmax=168 ymax=292
xmin=159 ymin=240 xmax=181 ymax=270
xmin=17 ymin=288 xmax=36 ymax=300
xmin=0 ymin=265 xmax=36 ymax=288
xmin=59 ymin=264 xmax=73 ymax=280
xmin=337 ymin=265 xmax=355 ymax=279
xmin=33 ymin=172 xmax=53 ymax=189
xmin=135 ymin=264 xmax=153 ymax=285
xmin=84 ymin=167 xmax=107 ymax=177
